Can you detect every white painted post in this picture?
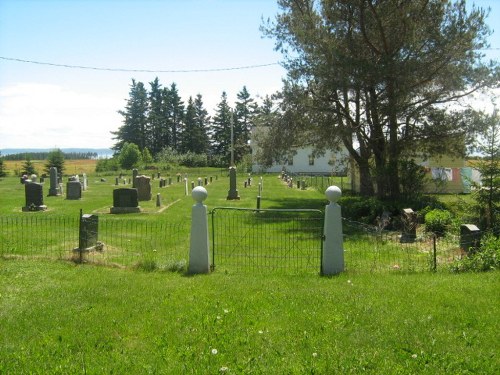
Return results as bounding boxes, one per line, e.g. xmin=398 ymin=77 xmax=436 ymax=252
xmin=188 ymin=186 xmax=210 ymax=274
xmin=322 ymin=186 xmax=344 ymax=275
xmin=184 ymin=177 xmax=188 ymax=196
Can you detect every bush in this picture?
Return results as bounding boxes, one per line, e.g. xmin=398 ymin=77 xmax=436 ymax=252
xmin=424 ymin=209 xmax=452 ymax=235
xmin=450 ymin=234 xmax=500 ymax=272
xmin=339 ymin=195 xmax=385 ymax=224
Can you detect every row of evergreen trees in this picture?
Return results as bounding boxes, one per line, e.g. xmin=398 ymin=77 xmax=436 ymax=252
xmin=2 ymin=151 xmax=98 ymax=161
xmin=113 ymin=78 xmax=270 ymax=166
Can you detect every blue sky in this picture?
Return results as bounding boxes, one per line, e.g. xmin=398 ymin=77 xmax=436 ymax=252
xmin=0 ymin=0 xmax=498 ymax=149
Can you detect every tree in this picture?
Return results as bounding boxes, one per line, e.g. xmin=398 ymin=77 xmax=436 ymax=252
xmin=118 ymin=142 xmax=142 ymax=170
xmin=161 ymin=83 xmax=185 ymax=152
xmin=181 ymin=95 xmax=210 ymax=154
xmin=141 ymin=147 xmax=154 ymax=166
xmin=0 ymin=154 xmax=7 ymax=177
xmin=44 ymin=149 xmax=65 ymax=176
xmin=211 ymin=92 xmax=233 ymax=165
xmin=233 ymin=86 xmax=256 ymax=163
xmin=147 ymin=77 xmax=164 ymax=156
xmin=113 ymin=79 xmax=148 ymax=152
xmin=262 ymin=0 xmax=498 ymax=198
xmin=473 ymin=108 xmax=500 ymax=233
xmin=22 ymin=157 xmax=37 ymax=176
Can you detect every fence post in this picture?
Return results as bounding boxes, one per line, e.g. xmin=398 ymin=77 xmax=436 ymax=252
xmin=188 ymin=186 xmax=210 ymax=274
xmin=322 ymin=186 xmax=344 ymax=275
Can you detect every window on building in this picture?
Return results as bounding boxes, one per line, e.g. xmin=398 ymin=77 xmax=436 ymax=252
xmin=308 ymin=155 xmax=315 ymax=166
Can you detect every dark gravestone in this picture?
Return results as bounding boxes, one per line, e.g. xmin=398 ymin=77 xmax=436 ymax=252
xmin=80 ymin=214 xmax=99 ymax=249
xmin=110 ymin=188 xmax=140 ymax=214
xmin=132 ymin=169 xmax=138 ymax=188
xmin=136 ymin=175 xmax=152 ymax=201
xmin=22 ymin=182 xmax=47 ymax=211
xmin=460 ymin=224 xmax=481 ymax=255
xmin=227 ymin=166 xmax=240 ymax=200
xmin=67 ymin=181 xmax=82 ymax=200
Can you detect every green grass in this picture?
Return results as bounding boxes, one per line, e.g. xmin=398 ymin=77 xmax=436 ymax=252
xmin=0 ymin=258 xmax=498 ymax=374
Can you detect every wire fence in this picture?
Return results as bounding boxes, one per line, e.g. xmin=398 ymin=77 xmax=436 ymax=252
xmin=0 ymin=215 xmax=189 ymax=269
xmin=0 ymin=213 xmax=474 ymax=274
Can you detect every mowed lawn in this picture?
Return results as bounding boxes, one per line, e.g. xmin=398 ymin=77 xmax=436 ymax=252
xmin=0 ymin=165 xmax=498 ymax=373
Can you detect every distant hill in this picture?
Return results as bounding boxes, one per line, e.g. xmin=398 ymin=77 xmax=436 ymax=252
xmin=0 ymin=148 xmax=114 ymax=158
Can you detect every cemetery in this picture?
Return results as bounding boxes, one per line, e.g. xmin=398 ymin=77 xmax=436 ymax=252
xmin=0 ymin=163 xmax=498 ymax=373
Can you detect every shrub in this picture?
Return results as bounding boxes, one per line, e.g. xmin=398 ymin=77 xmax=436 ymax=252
xmin=424 ymin=209 xmax=452 ymax=235
xmin=339 ymin=195 xmax=385 ymax=224
xmin=450 ymin=234 xmax=500 ymax=272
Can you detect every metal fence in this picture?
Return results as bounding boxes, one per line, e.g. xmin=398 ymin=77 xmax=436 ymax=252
xmin=0 ymin=213 xmax=471 ymax=274
xmin=0 ymin=215 xmax=189 ymax=269
xmin=210 ymin=207 xmax=324 ymax=275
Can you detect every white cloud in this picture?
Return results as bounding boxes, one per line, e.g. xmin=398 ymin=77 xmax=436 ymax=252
xmin=0 ymin=83 xmax=122 ymax=149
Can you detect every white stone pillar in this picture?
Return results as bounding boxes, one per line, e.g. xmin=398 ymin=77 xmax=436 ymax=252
xmin=322 ymin=186 xmax=344 ymax=275
xmin=188 ymin=186 xmax=210 ymax=274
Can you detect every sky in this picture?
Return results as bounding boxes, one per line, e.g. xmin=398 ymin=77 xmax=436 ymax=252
xmin=0 ymin=0 xmax=498 ymax=150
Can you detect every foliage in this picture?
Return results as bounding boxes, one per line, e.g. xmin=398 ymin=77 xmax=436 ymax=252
xmin=471 ymin=108 xmax=500 ymax=233
xmin=339 ymin=195 xmax=385 ymax=224
xmin=141 ymin=147 xmax=154 ymax=166
xmin=118 ymin=142 xmax=141 ymax=170
xmin=95 ymin=157 xmax=120 ymax=173
xmin=21 ymin=157 xmax=37 ymax=176
xmin=450 ymin=234 xmax=500 ymax=272
xmin=261 ymin=0 xmax=498 ymax=199
xmin=0 ymin=158 xmax=7 ymax=177
xmin=425 ymin=209 xmax=453 ymax=234
xmin=43 ymin=148 xmax=65 ymax=176
xmin=3 ymin=151 xmax=99 ymax=161
xmin=399 ymin=159 xmax=427 ymax=202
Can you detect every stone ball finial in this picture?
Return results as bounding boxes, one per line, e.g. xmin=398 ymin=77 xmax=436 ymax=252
xmin=192 ymin=186 xmax=208 ymax=203
xmin=325 ymin=185 xmax=342 ymax=203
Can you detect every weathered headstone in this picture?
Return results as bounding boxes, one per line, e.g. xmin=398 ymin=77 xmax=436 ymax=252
xmin=82 ymin=173 xmax=88 ymax=191
xmin=22 ymin=182 xmax=47 ymax=211
xmin=156 ymin=193 xmax=161 ymax=207
xmin=135 ymin=175 xmax=152 ymax=201
xmin=110 ymin=188 xmax=141 ymax=214
xmin=67 ymin=181 xmax=82 ymax=200
xmin=227 ymin=166 xmax=240 ymax=200
xmin=30 ymin=174 xmax=37 ymax=183
xmin=460 ymin=224 xmax=481 ymax=255
xmin=132 ymin=169 xmax=138 ymax=188
xmin=48 ymin=167 xmax=60 ymax=196
xmin=400 ymin=208 xmax=417 ymax=243
xmin=79 ymin=214 xmax=98 ymax=249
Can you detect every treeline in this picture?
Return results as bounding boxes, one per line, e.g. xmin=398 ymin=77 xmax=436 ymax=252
xmin=2 ymin=152 xmax=98 ymax=161
xmin=113 ymin=78 xmax=275 ymax=167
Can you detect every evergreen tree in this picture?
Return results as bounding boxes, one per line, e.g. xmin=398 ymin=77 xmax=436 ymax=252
xmin=113 ymin=79 xmax=149 ymax=152
xmin=0 ymin=155 xmax=7 ymax=177
xmin=44 ymin=149 xmax=65 ymax=176
xmin=234 ymin=86 xmax=256 ymax=163
xmin=161 ymin=83 xmax=185 ymax=153
xmin=118 ymin=142 xmax=142 ymax=170
xmin=211 ymin=92 xmax=233 ymax=165
xmin=147 ymin=77 xmax=164 ymax=156
xmin=22 ymin=157 xmax=37 ymax=175
xmin=181 ymin=95 xmax=210 ymax=154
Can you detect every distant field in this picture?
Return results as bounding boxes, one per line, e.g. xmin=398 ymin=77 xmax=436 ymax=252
xmin=4 ymin=159 xmax=98 ymax=176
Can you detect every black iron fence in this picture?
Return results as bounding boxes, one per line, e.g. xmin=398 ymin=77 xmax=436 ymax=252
xmin=210 ymin=207 xmax=324 ymax=275
xmin=0 ymin=215 xmax=189 ymax=269
xmin=0 ymin=213 xmax=474 ymax=274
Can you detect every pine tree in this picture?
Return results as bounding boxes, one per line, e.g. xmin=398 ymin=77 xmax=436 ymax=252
xmin=182 ymin=94 xmax=210 ymax=154
xmin=234 ymin=86 xmax=256 ymax=163
xmin=0 ymin=155 xmax=7 ymax=177
xmin=44 ymin=149 xmax=65 ymax=176
xmin=22 ymin=157 xmax=37 ymax=175
xmin=161 ymin=83 xmax=185 ymax=153
xmin=113 ymin=79 xmax=148 ymax=152
xmin=147 ymin=77 xmax=163 ymax=156
xmin=211 ymin=92 xmax=233 ymax=165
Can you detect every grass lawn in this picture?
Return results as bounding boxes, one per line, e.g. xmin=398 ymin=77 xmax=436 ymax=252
xmin=0 ymin=259 xmax=498 ymax=374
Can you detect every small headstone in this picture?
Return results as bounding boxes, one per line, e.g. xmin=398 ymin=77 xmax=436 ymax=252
xmin=22 ymin=182 xmax=47 ymax=211
xmin=82 ymin=173 xmax=88 ymax=191
xmin=135 ymin=175 xmax=152 ymax=201
xmin=115 ymin=177 xmax=119 ymax=186
xmin=460 ymin=224 xmax=481 ymax=255
xmin=67 ymin=181 xmax=82 ymax=200
xmin=110 ymin=188 xmax=141 ymax=214
xmin=132 ymin=169 xmax=138 ymax=188
xmin=30 ymin=174 xmax=37 ymax=183
xmin=400 ymin=208 xmax=417 ymax=243
xmin=156 ymin=193 xmax=161 ymax=207
xmin=79 ymin=214 xmax=98 ymax=249
xmin=227 ymin=166 xmax=240 ymax=200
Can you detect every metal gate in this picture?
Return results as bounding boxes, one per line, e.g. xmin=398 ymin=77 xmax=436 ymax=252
xmin=210 ymin=207 xmax=324 ymax=274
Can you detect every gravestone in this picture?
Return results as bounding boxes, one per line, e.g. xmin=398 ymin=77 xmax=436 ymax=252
xmin=79 ymin=214 xmax=98 ymax=249
xmin=135 ymin=175 xmax=152 ymax=201
xmin=460 ymin=224 xmax=481 ymax=255
xmin=67 ymin=181 xmax=82 ymax=200
xmin=82 ymin=173 xmax=88 ymax=191
xmin=22 ymin=182 xmax=47 ymax=211
xmin=110 ymin=188 xmax=141 ymax=214
xmin=156 ymin=193 xmax=161 ymax=207
xmin=30 ymin=174 xmax=37 ymax=183
xmin=227 ymin=166 xmax=240 ymax=200
xmin=400 ymin=208 xmax=417 ymax=243
xmin=48 ymin=167 xmax=60 ymax=196
xmin=132 ymin=169 xmax=138 ymax=188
